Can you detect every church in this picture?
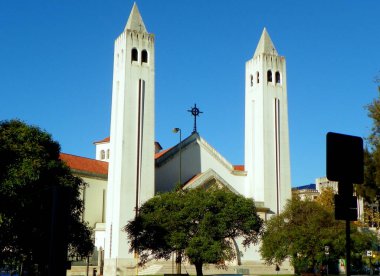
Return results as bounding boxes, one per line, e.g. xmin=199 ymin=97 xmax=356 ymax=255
xmin=60 ymin=3 xmax=292 ymax=275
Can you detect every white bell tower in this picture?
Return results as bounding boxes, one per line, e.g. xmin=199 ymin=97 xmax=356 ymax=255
xmin=244 ymin=28 xmax=291 ymax=214
xmin=104 ymin=3 xmax=155 ymax=274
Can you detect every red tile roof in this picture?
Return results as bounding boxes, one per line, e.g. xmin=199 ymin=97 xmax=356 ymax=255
xmin=154 ymin=147 xmax=172 ymax=159
xmin=60 ymin=153 xmax=108 ymax=175
xmin=233 ymin=165 xmax=245 ymax=171
xmin=94 ymin=137 xmax=110 ymax=144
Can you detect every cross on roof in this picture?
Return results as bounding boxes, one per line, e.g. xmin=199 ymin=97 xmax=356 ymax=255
xmin=187 ymin=104 xmax=203 ymax=133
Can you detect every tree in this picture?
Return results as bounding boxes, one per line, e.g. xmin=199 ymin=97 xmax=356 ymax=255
xmin=260 ymin=197 xmax=377 ymax=274
xmin=125 ymin=186 xmax=263 ymax=276
xmin=0 ymin=120 xmax=93 ymax=275
xmin=357 ymin=75 xmax=380 ymax=203
xmin=315 ymin=186 xmax=335 ymax=211
xmin=355 ymin=75 xmax=380 ymax=230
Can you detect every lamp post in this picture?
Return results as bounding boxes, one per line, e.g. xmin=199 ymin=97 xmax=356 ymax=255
xmin=172 ymin=127 xmax=182 ymax=275
xmin=324 ymin=246 xmax=329 ymax=276
xmin=172 ymin=128 xmax=182 ymax=186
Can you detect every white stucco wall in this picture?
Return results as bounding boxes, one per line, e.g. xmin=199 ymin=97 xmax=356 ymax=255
xmin=82 ymin=176 xmax=107 ymax=228
xmin=95 ymin=142 xmax=110 ymax=162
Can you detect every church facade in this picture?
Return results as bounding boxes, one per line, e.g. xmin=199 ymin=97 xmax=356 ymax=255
xmin=61 ymin=3 xmax=292 ymax=275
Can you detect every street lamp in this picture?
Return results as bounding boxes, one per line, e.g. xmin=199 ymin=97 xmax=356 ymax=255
xmin=172 ymin=128 xmax=182 ymax=186
xmin=172 ymin=127 xmax=182 ymax=275
xmin=324 ymin=246 xmax=329 ymax=276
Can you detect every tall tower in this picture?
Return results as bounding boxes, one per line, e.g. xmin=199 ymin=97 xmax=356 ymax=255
xmin=104 ymin=3 xmax=155 ymax=274
xmin=244 ymin=28 xmax=291 ymax=214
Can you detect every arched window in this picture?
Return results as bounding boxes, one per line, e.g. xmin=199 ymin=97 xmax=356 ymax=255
xmin=256 ymin=72 xmax=260 ymax=83
xmin=267 ymin=70 xmax=272 ymax=83
xmin=107 ymin=149 xmax=110 ymax=159
xmin=100 ymin=150 xmax=105 ymax=160
xmin=275 ymin=71 xmax=281 ymax=84
xmin=141 ymin=50 xmax=148 ymax=63
xmin=250 ymin=75 xmax=253 ymax=87
xmin=131 ymin=48 xmax=138 ymax=62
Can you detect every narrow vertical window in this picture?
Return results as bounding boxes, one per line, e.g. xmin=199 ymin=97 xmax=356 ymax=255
xmin=107 ymin=149 xmax=110 ymax=159
xmin=141 ymin=50 xmax=148 ymax=63
xmin=267 ymin=70 xmax=272 ymax=83
xmin=250 ymin=75 xmax=253 ymax=87
xmin=131 ymin=48 xmax=138 ymax=62
xmin=100 ymin=150 xmax=105 ymax=160
xmin=256 ymin=72 xmax=260 ymax=83
xmin=275 ymin=71 xmax=281 ymax=84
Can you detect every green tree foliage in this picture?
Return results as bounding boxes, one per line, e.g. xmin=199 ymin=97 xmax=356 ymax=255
xmin=125 ymin=186 xmax=263 ymax=276
xmin=260 ymin=198 xmax=377 ymax=274
xmin=355 ymin=75 xmax=380 ymax=229
xmin=315 ymin=187 xmax=335 ymax=212
xmin=357 ymin=76 xmax=380 ymax=202
xmin=0 ymin=120 xmax=93 ymax=274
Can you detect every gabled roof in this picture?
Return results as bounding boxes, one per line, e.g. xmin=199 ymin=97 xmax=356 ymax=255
xmin=155 ymin=132 xmax=246 ymax=174
xmin=182 ymin=169 xmax=268 ymax=212
xmin=60 ymin=153 xmax=108 ymax=177
xmin=253 ymin=28 xmax=278 ymax=57
xmin=182 ymin=169 xmax=239 ymax=194
xmin=124 ymin=2 xmax=147 ymax=33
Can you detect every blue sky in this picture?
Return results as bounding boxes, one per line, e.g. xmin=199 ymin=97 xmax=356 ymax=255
xmin=0 ymin=1 xmax=379 ymax=187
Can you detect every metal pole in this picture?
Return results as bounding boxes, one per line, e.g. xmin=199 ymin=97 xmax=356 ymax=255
xmin=179 ymin=129 xmax=182 ymax=186
xmin=173 ymin=127 xmax=182 ymax=275
xmin=86 ymin=256 xmax=90 ymax=276
xmin=346 ymin=219 xmax=351 ymax=276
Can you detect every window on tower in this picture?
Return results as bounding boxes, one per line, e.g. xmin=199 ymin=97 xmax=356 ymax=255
xmin=142 ymin=50 xmax=148 ymax=63
xmin=267 ymin=70 xmax=273 ymax=83
xmin=250 ymin=75 xmax=253 ymax=86
xmin=256 ymin=72 xmax=260 ymax=83
xmin=100 ymin=150 xmax=105 ymax=160
xmin=275 ymin=71 xmax=281 ymax=84
xmin=131 ymin=48 xmax=138 ymax=62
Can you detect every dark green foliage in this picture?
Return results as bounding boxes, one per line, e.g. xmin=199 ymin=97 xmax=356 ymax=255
xmin=125 ymin=186 xmax=263 ymax=276
xmin=0 ymin=120 xmax=93 ymax=274
xmin=357 ymin=76 xmax=380 ymax=203
xmin=356 ymin=148 xmax=379 ymax=202
xmin=260 ymin=198 xmax=378 ymax=274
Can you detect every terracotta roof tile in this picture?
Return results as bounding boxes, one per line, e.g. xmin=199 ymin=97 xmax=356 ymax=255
xmin=154 ymin=147 xmax=172 ymax=159
xmin=60 ymin=153 xmax=108 ymax=175
xmin=233 ymin=165 xmax=245 ymax=171
xmin=93 ymin=137 xmax=110 ymax=144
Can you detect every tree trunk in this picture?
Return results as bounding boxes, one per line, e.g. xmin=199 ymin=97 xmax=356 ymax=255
xmin=176 ymin=250 xmax=182 ymax=274
xmin=194 ymin=261 xmax=203 ymax=276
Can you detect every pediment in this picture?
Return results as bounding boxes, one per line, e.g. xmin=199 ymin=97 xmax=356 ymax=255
xmin=183 ymin=169 xmax=239 ymax=195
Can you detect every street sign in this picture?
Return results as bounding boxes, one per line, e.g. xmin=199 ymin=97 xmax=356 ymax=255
xmin=326 ymin=132 xmax=364 ymax=184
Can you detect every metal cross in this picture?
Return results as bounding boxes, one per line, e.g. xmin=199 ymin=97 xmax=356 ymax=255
xmin=187 ymin=104 xmax=203 ymax=133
